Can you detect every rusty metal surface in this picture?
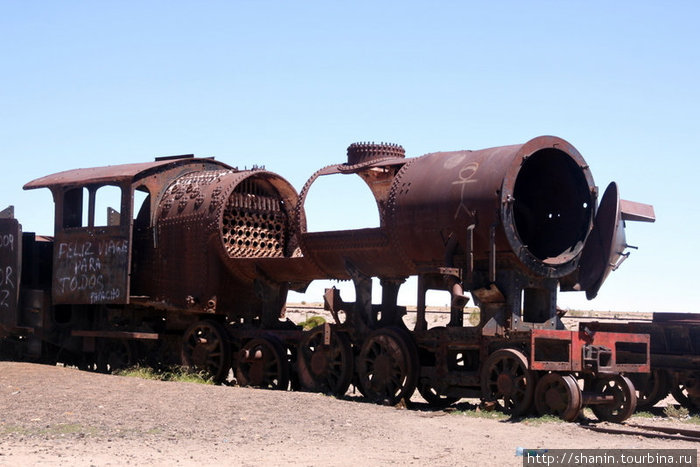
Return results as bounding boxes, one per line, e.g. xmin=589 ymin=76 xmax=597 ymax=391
xmin=346 ymin=142 xmax=405 ymax=166
xmin=577 ymin=183 xmax=627 ymax=299
xmin=651 ymin=312 xmax=700 ymax=324
xmin=53 ymin=229 xmax=131 ymax=304
xmin=1 ymin=136 xmax=658 ymax=423
xmin=386 ymin=136 xmax=596 ymax=280
xmin=0 ymin=218 xmax=21 ymax=331
xmin=71 ymin=329 xmax=161 ymax=340
xmin=23 ymin=156 xmax=232 ymax=190
xmin=16 ymin=139 xmax=649 ymax=311
xmin=24 ymin=157 xmax=234 ymax=306
xmin=142 ymin=167 xmax=303 ymax=313
xmin=620 ymin=199 xmax=656 ymax=223
xmin=290 ymin=136 xmax=600 ymax=286
xmin=582 ymin=317 xmax=700 ymax=411
xmin=529 ymin=328 xmax=650 ymax=373
xmin=586 ymin=319 xmax=700 ymax=354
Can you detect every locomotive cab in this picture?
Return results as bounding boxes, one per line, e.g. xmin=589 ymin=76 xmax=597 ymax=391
xmin=16 ymin=156 xmax=234 ymax=362
xmin=45 ymin=181 xmax=132 ymax=306
xmin=24 ymin=156 xmax=235 ymax=309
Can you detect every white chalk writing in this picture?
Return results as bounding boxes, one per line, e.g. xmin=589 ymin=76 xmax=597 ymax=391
xmin=73 ymin=256 xmax=102 ymax=275
xmin=0 ymin=223 xmax=18 ymax=310
xmin=0 ymin=234 xmax=14 ymax=252
xmin=453 ymin=162 xmax=479 ymax=219
xmin=98 ymin=240 xmax=128 ymax=257
xmin=0 ymin=239 xmax=16 ymax=308
xmin=0 ymin=266 xmax=13 ymax=308
xmin=0 ymin=266 xmax=14 ymax=288
xmin=55 ymin=239 xmax=128 ymax=303
xmin=57 ymin=241 xmax=94 ymax=260
xmin=57 ymin=274 xmax=105 ymax=294
xmin=89 ymin=288 xmax=121 ymax=304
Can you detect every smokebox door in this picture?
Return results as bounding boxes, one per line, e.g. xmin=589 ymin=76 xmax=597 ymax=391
xmin=577 ymin=182 xmax=626 ymax=300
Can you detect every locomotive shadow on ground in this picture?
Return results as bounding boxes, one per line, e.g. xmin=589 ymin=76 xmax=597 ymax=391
xmin=340 ymin=390 xmax=482 ymax=414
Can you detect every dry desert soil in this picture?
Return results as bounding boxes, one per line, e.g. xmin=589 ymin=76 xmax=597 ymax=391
xmin=0 ymin=361 xmax=698 ymax=467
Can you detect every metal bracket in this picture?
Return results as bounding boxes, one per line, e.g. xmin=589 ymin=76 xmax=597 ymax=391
xmin=323 ymin=322 xmax=331 ymax=347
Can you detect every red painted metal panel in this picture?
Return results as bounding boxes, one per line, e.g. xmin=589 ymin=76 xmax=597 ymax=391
xmin=529 ymin=328 xmax=649 ymax=373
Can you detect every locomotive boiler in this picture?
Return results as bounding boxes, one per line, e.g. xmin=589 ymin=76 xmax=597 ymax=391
xmin=0 ymin=135 xmax=655 ymax=422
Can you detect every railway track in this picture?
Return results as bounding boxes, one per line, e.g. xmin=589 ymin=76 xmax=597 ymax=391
xmin=581 ymin=422 xmax=700 ymax=442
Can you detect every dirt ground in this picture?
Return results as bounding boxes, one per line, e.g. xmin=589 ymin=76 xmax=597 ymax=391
xmin=1 ymin=362 xmax=698 ymax=467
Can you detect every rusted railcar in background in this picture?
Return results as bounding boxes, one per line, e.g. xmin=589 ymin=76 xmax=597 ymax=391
xmin=0 ymin=136 xmax=655 ymax=422
xmin=583 ymin=314 xmax=700 ymax=412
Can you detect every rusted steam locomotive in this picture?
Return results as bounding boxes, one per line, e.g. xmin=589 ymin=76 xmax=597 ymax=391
xmin=0 ymin=136 xmax=656 ymax=422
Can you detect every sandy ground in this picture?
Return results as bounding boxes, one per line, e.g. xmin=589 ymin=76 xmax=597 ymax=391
xmin=1 ymin=362 xmax=698 ymax=467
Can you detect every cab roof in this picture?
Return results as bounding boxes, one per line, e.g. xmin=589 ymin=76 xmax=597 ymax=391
xmin=23 ymin=156 xmax=233 ymax=191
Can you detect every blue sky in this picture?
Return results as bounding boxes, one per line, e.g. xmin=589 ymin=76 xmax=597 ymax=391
xmin=1 ymin=1 xmax=698 ymax=313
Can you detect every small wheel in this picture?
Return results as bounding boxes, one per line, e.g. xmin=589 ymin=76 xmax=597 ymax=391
xmin=591 ymin=375 xmax=637 ymax=423
xmin=181 ymin=320 xmax=231 ymax=384
xmin=417 ymin=381 xmax=460 ymax=408
xmin=534 ymin=373 xmax=582 ymax=421
xmin=671 ymin=372 xmax=700 ymax=411
xmin=235 ymin=336 xmax=290 ymax=390
xmin=631 ymin=369 xmax=670 ymax=409
xmin=97 ymin=339 xmax=133 ymax=374
xmin=357 ymin=326 xmax=418 ymax=405
xmin=481 ymin=349 xmax=535 ymax=417
xmin=297 ymin=328 xmax=353 ymax=397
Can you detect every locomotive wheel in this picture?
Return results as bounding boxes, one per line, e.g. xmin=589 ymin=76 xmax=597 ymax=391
xmin=591 ymin=375 xmax=637 ymax=423
xmin=297 ymin=328 xmax=353 ymax=397
xmin=235 ymin=336 xmax=290 ymax=390
xmin=97 ymin=339 xmax=133 ymax=374
xmin=181 ymin=320 xmax=231 ymax=384
xmin=417 ymin=381 xmax=460 ymax=408
xmin=534 ymin=373 xmax=582 ymax=421
xmin=670 ymin=372 xmax=700 ymax=411
xmin=357 ymin=326 xmax=418 ymax=406
xmin=481 ymin=349 xmax=535 ymax=417
xmin=631 ymin=369 xmax=670 ymax=409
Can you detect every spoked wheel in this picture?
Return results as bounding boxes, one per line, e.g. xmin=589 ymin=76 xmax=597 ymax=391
xmin=481 ymin=349 xmax=536 ymax=417
xmin=671 ymin=372 xmax=700 ymax=411
xmin=417 ymin=381 xmax=460 ymax=408
xmin=97 ymin=339 xmax=133 ymax=374
xmin=235 ymin=336 xmax=290 ymax=390
xmin=297 ymin=328 xmax=353 ymax=397
xmin=591 ymin=375 xmax=637 ymax=423
xmin=181 ymin=320 xmax=231 ymax=384
xmin=631 ymin=369 xmax=670 ymax=409
xmin=534 ymin=373 xmax=582 ymax=421
xmin=357 ymin=326 xmax=419 ymax=405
